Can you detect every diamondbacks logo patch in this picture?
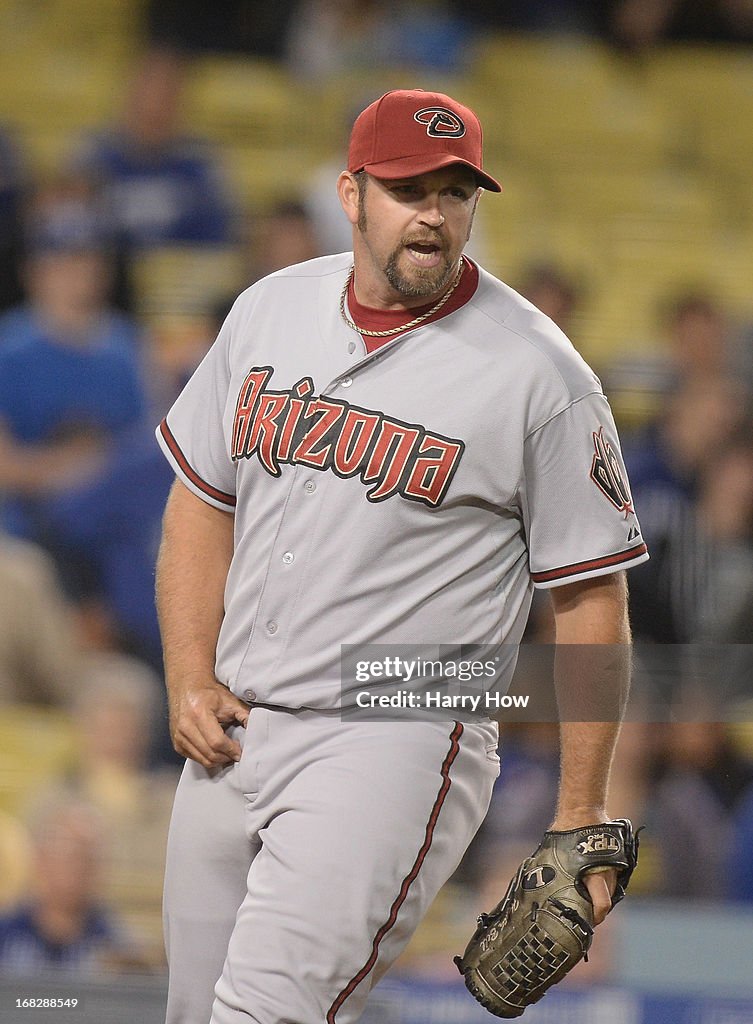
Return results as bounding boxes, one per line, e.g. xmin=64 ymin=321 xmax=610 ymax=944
xmin=589 ymin=426 xmax=634 ymax=517
xmin=231 ymin=367 xmax=464 ymax=507
xmin=414 ymin=106 xmax=466 ymax=138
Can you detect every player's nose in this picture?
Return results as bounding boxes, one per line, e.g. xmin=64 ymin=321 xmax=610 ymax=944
xmin=417 ymin=195 xmax=445 ymax=228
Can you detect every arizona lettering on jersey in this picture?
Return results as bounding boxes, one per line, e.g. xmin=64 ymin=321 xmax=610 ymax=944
xmin=231 ymin=366 xmax=465 ymax=507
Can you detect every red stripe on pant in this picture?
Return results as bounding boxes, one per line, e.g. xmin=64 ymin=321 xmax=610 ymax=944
xmin=326 ymin=721 xmax=464 ymax=1023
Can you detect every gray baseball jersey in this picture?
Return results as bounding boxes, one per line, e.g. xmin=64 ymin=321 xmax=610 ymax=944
xmin=158 ymin=252 xmax=648 ymax=1024
xmin=157 ymin=252 xmax=647 ymax=709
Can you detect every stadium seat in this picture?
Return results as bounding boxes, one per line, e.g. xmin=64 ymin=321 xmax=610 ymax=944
xmin=0 ymin=707 xmax=77 ymax=816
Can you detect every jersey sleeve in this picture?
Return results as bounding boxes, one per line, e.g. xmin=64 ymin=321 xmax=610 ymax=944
xmin=520 ymin=391 xmax=648 ymax=588
xmin=156 ymin=313 xmax=237 ymax=512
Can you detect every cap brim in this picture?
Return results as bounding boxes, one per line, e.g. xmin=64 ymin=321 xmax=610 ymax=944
xmin=360 ymin=153 xmax=502 ymax=193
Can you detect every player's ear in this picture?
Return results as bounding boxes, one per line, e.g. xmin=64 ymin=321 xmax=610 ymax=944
xmin=337 ymin=171 xmax=360 ymax=226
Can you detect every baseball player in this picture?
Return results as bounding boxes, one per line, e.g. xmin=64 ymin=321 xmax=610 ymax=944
xmin=155 ymin=89 xmax=648 ymax=1024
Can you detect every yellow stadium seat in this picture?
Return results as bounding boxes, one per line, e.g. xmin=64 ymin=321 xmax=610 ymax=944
xmin=472 ymin=36 xmax=670 ymax=173
xmin=186 ymin=58 xmax=309 ymax=150
xmin=0 ymin=707 xmax=77 ymax=816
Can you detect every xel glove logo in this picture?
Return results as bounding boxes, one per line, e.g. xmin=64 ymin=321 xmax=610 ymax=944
xmin=576 ymin=833 xmax=621 ymax=855
xmin=414 ymin=106 xmax=466 ymax=138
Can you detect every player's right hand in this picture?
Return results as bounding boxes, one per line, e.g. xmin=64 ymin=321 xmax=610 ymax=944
xmin=168 ymin=677 xmax=250 ymax=768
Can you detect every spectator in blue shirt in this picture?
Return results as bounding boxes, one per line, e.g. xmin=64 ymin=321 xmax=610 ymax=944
xmin=45 ymin=427 xmax=175 ymax=674
xmin=0 ymin=795 xmax=145 ymax=975
xmin=74 ymin=47 xmax=234 ymax=250
xmin=0 ymin=181 xmax=146 ymax=595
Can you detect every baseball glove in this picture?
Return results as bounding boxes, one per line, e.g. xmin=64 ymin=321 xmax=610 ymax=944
xmin=454 ymin=818 xmax=640 ymax=1018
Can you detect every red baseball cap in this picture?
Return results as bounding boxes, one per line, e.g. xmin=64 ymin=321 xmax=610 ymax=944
xmin=347 ymin=89 xmax=502 ymax=193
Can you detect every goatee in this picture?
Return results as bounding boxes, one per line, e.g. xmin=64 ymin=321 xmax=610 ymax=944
xmin=384 ymin=248 xmax=456 ymax=298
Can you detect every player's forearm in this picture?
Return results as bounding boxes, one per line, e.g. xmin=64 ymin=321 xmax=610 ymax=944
xmin=549 ymin=573 xmax=631 ymax=828
xmin=550 ymin=720 xmax=622 ymax=827
xmin=156 ymin=479 xmax=235 ymax=691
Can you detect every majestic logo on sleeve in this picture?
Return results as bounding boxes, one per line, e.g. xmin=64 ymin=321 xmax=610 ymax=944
xmin=231 ymin=367 xmax=464 ymax=507
xmin=589 ymin=426 xmax=634 ymax=517
xmin=414 ymin=107 xmax=466 ymax=138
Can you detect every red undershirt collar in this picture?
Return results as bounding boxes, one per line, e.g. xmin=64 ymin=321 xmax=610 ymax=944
xmin=346 ymin=257 xmax=480 ymax=353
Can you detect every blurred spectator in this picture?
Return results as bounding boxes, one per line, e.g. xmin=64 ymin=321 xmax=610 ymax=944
xmin=685 ymin=439 xmax=753 ymax=713
xmin=41 ymin=296 xmax=226 ymax=684
xmin=624 ymin=380 xmax=747 ymax=644
xmin=0 ymin=533 xmax=80 ymax=706
xmin=248 ymin=200 xmax=320 ymax=281
xmin=286 ymin=0 xmax=472 ymax=81
xmin=0 ymin=795 xmax=147 ymax=975
xmin=44 ymin=428 xmax=175 ymax=678
xmin=0 ymin=126 xmax=25 ymax=313
xmin=74 ymin=48 xmax=235 ymax=253
xmin=71 ymin=652 xmax=171 ymax=796
xmin=516 ymin=261 xmax=583 ymax=336
xmin=61 ymin=654 xmax=177 ymax=959
xmin=0 ymin=179 xmax=146 ymax=597
xmin=605 ymin=290 xmax=737 ymax=426
xmin=661 ymin=291 xmax=733 ymax=388
xmin=695 ymin=440 xmax=753 ymax=643
xmin=648 ymin=721 xmax=753 ymax=899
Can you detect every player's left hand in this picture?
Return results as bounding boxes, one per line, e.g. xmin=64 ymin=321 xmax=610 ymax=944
xmin=582 ymin=866 xmax=619 ymax=925
xmin=549 ymin=812 xmax=617 ymax=925
xmin=168 ymin=675 xmax=250 ymax=768
xmin=454 ymin=818 xmax=640 ymax=1018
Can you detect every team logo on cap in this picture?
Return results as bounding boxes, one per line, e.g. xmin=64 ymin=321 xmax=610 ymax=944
xmin=414 ymin=106 xmax=466 ymax=138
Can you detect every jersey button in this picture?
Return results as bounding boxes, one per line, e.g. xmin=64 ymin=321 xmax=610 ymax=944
xmin=267 ymin=621 xmax=278 ymax=635
xmin=304 ymin=480 xmax=316 ymax=493
xmin=340 ymin=377 xmax=353 ymax=388
xmin=243 ymin=689 xmax=256 ymax=702
xmin=347 ymin=341 xmax=356 ymax=354
xmin=282 ymin=551 xmax=294 ymax=565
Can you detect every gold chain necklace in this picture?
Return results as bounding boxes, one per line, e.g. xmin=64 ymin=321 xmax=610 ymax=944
xmin=339 ymin=258 xmax=465 ymax=338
